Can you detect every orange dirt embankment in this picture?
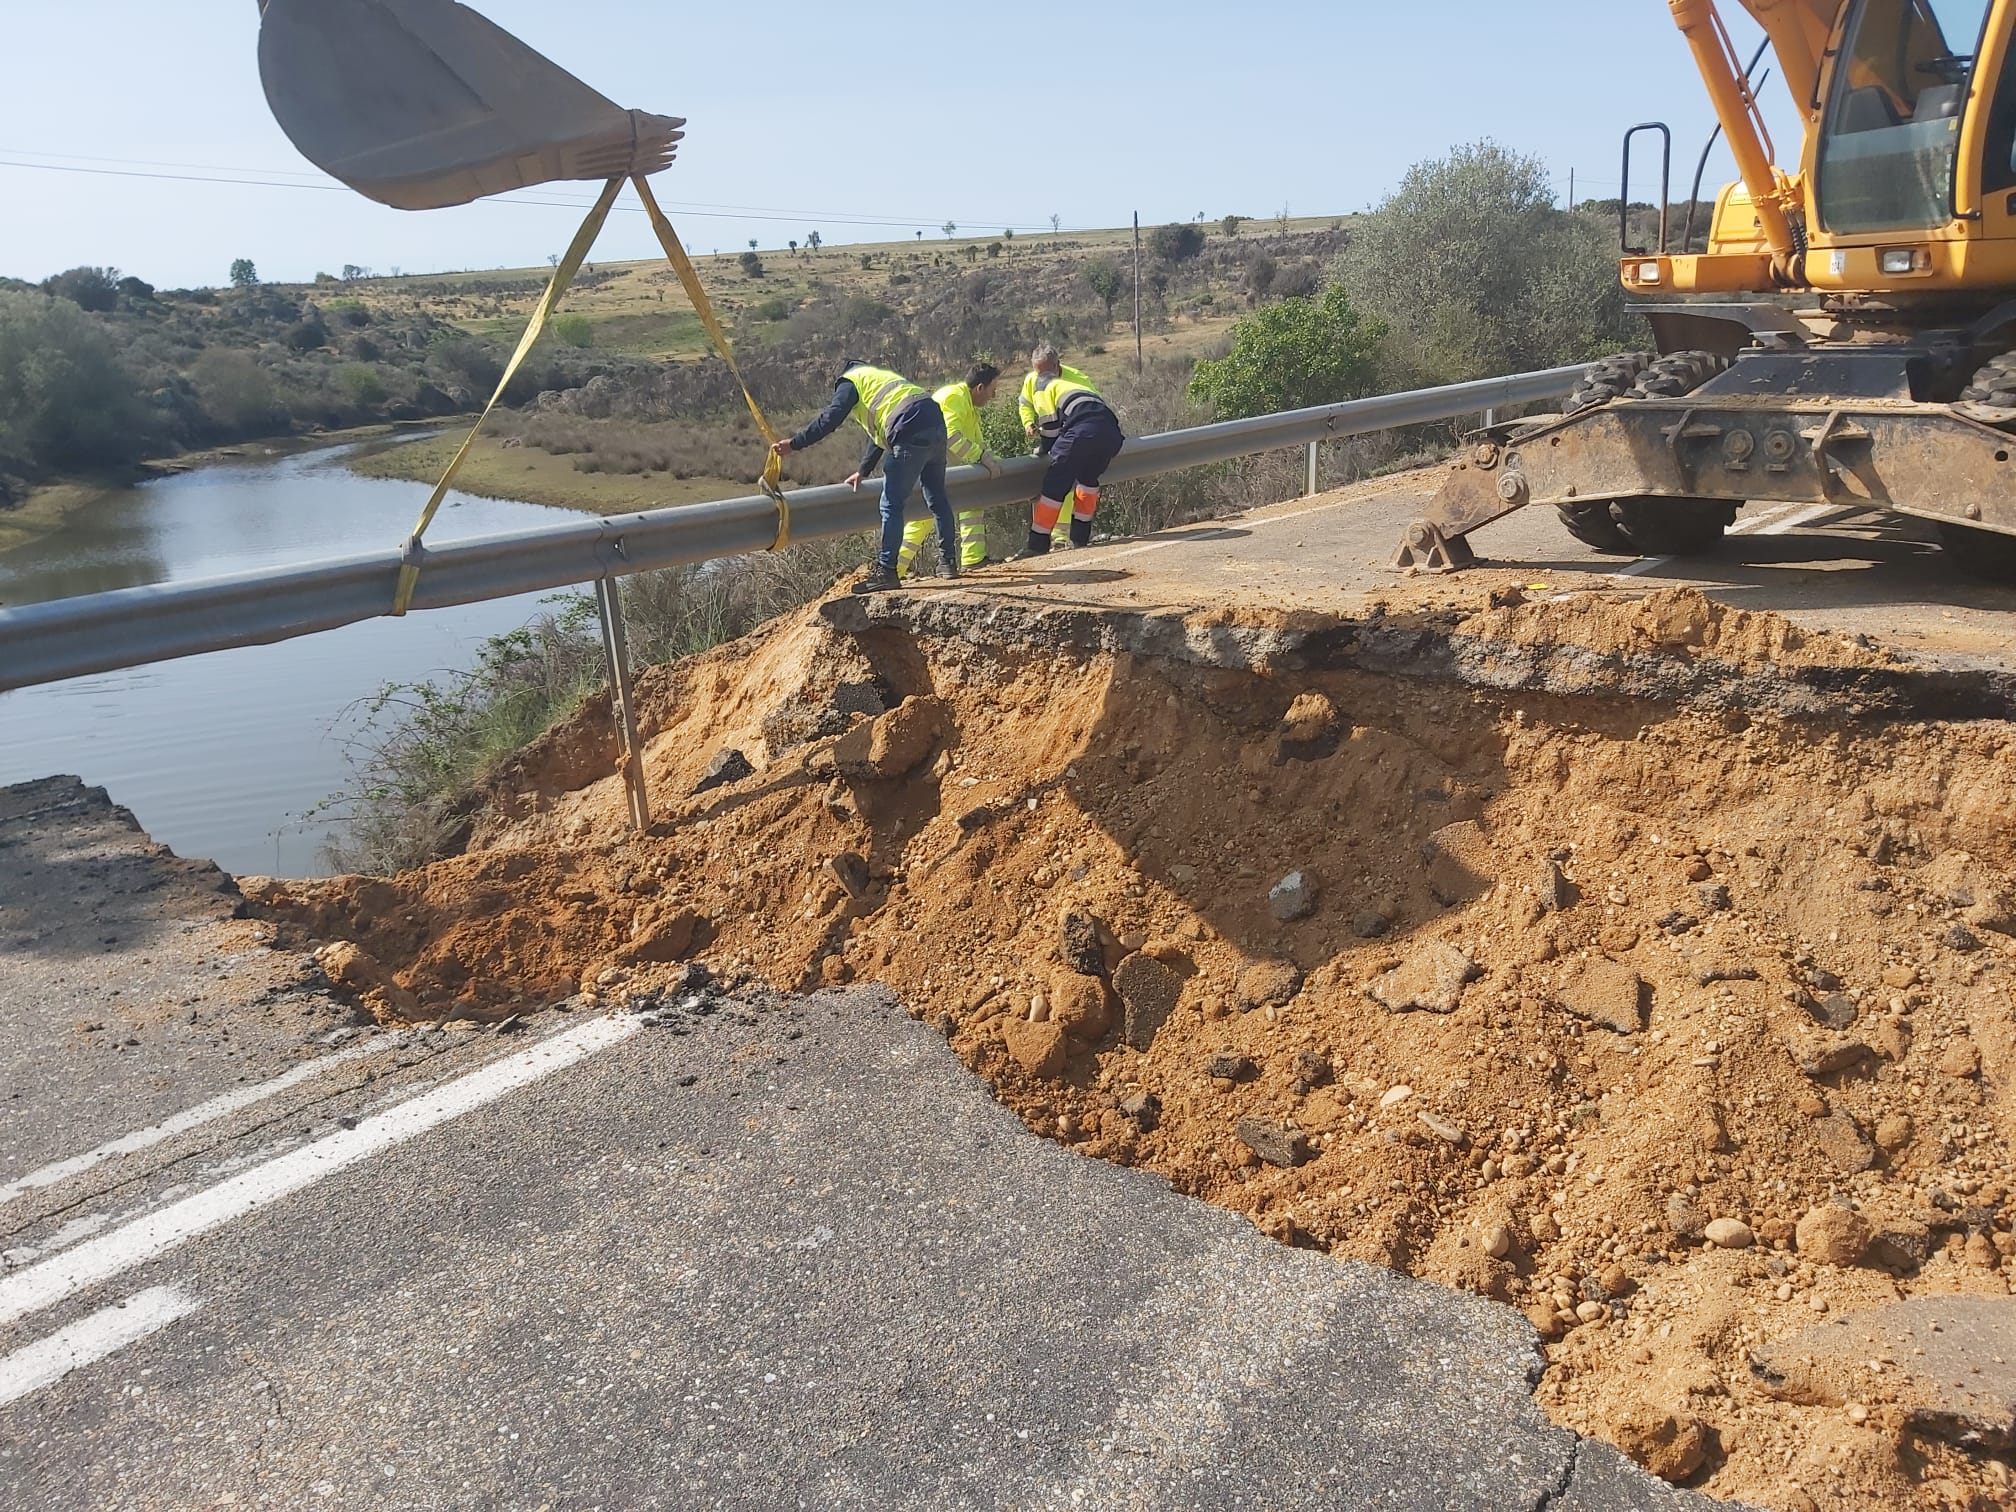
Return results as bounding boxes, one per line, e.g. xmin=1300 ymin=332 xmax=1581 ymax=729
xmin=252 ymin=584 xmax=2016 ymax=1511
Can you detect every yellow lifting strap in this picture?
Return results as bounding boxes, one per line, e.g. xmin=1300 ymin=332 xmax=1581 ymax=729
xmin=391 ymin=176 xmax=793 ymax=616
xmin=631 ymin=174 xmax=790 ymax=549
xmin=390 ymin=175 xmax=622 ymax=616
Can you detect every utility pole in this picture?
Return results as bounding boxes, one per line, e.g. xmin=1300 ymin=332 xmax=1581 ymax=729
xmin=1132 ymin=211 xmax=1143 ymax=375
xmin=1568 ymin=168 xmax=1575 ymax=212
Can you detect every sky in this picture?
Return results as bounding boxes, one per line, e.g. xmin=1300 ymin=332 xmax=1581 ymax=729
xmin=0 ymin=0 xmax=1805 ymax=290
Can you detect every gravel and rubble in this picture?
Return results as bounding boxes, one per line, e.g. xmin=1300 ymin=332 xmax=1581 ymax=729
xmin=250 ymin=581 xmax=2016 ymax=1511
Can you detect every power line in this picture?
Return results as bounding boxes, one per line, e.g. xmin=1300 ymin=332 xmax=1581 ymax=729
xmin=0 ymin=152 xmax=1058 ymax=234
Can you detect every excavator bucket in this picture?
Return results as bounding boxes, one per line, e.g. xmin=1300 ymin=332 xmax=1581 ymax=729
xmin=256 ymin=0 xmax=683 ymax=210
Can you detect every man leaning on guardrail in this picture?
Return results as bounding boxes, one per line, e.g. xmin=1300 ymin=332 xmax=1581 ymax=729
xmin=771 ymin=359 xmax=962 ymax=594
xmin=1013 ymin=344 xmax=1125 ymax=560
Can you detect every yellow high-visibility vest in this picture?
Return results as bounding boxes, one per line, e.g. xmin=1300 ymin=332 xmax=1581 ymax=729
xmin=1019 ymin=365 xmax=1103 ymax=439
xmin=843 ymin=363 xmax=929 ymax=448
xmin=934 ymin=381 xmax=986 ymax=466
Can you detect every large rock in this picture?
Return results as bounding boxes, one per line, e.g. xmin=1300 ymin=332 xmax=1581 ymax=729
xmin=1235 ymin=959 xmax=1303 ymax=1011
xmin=836 ymin=696 xmax=949 ymax=781
xmin=1367 ymin=942 xmax=1479 ymax=1015
xmin=1423 ymin=821 xmax=1493 ymax=907
xmin=1607 ymin=1401 xmax=1709 ymax=1483
xmin=1268 ymin=871 xmax=1316 ymax=923
xmin=1552 ymin=957 xmax=1647 ymax=1034
xmin=1048 ymin=972 xmax=1112 ymax=1042
xmin=1002 ymin=1018 xmax=1070 ymax=1079
xmin=1795 ymin=1202 xmax=1872 ymax=1266
xmin=1235 ymin=1116 xmax=1312 ymax=1169
xmin=314 ymin=941 xmax=418 ymax=1021
xmin=1753 ymin=1297 xmax=2016 ymax=1450
xmin=1811 ymin=1110 xmax=1876 ymax=1174
xmin=617 ymin=907 xmax=703 ymax=965
xmin=1058 ymin=908 xmax=1106 ymax=977
xmin=1114 ymin=953 xmax=1182 ymax=1050
xmin=693 ymin=748 xmax=753 ymax=794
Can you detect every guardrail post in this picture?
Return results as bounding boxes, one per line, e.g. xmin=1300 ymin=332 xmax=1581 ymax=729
xmin=1305 ymin=440 xmax=1320 ymax=497
xmin=594 ymin=576 xmax=652 ymax=832
xmin=1481 ymin=408 xmax=1498 ymax=430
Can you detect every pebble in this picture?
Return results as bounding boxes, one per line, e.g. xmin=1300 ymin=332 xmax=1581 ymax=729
xmin=1483 ymin=1224 xmax=1513 ymax=1260
xmin=1575 ymin=1301 xmax=1607 ymax=1323
xmin=1417 ymin=1110 xmax=1464 ymax=1144
xmin=1776 ymin=1283 xmax=1794 ymax=1302
xmin=1846 ymin=1403 xmax=1869 ymax=1425
xmin=1810 ymin=1296 xmax=1830 ymax=1313
xmin=1379 ymin=1085 xmax=1414 ymax=1110
xmin=1704 ymin=1217 xmax=1754 ymax=1249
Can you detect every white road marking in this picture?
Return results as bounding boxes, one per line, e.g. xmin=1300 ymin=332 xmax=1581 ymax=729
xmin=1610 ymin=501 xmax=1817 ymax=581
xmin=0 ymin=1015 xmax=640 ymax=1330
xmin=0 ymin=1036 xmax=402 ymax=1210
xmin=1755 ymin=502 xmax=1854 ymax=535
xmin=1095 ymin=483 xmax=1418 ymax=564
xmin=0 ymin=1285 xmax=201 ymax=1407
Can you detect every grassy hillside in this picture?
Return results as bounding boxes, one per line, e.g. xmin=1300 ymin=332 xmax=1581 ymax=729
xmin=1 ymin=215 xmax=1352 ymax=527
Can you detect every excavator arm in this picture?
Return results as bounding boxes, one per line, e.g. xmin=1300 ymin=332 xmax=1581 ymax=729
xmin=1665 ymin=0 xmax=1847 ymax=271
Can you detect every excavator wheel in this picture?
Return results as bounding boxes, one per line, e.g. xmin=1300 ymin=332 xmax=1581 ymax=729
xmin=1625 ymin=350 xmax=1734 ymax=400
xmin=1563 ymin=351 xmax=1658 ymax=416
xmin=1556 ymin=501 xmax=1635 ymax=552
xmin=1935 ymin=523 xmax=2016 ymax=582
xmin=1609 ymin=498 xmax=1740 ymax=556
xmin=1959 ymin=351 xmax=2016 ymax=407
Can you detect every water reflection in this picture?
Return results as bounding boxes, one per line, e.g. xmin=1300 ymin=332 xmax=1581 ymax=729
xmin=0 ymin=443 xmax=589 ymax=878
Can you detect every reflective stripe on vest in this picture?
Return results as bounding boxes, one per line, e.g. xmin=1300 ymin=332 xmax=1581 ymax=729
xmin=1028 ymin=369 xmax=1105 ymax=437
xmin=933 ymin=382 xmax=985 ymax=466
xmin=843 ymin=364 xmax=927 ymax=449
xmin=1020 ymin=364 xmax=1096 ymax=435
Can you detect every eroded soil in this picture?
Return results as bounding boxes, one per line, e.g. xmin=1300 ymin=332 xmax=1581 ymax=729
xmin=253 ymin=582 xmax=2016 ymax=1511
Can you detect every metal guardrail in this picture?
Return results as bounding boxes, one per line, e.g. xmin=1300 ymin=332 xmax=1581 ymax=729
xmin=0 ymin=366 xmax=1580 ymax=699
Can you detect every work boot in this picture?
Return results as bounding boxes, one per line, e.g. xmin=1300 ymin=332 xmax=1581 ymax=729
xmin=1068 ymin=518 xmax=1093 ymax=549
xmin=1009 ymin=531 xmax=1051 ymax=562
xmin=850 ymin=566 xmax=900 ymax=595
xmin=938 ymin=559 xmax=960 ymax=581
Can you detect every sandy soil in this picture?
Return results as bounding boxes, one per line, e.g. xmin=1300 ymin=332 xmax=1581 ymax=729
xmin=251 ymin=583 xmax=2016 ymax=1510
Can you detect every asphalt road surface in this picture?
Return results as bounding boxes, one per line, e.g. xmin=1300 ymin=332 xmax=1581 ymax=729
xmin=972 ymin=469 xmax=2016 ymax=676
xmin=0 ymin=981 xmax=1715 ymax=1511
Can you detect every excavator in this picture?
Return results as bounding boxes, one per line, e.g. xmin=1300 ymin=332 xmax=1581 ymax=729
xmin=1392 ymin=0 xmax=2016 ymax=579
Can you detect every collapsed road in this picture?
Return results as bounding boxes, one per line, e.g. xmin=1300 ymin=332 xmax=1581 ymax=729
xmin=7 ymin=469 xmax=2016 ymax=1509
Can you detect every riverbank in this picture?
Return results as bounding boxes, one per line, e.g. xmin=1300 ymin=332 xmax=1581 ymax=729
xmin=345 ymin=430 xmax=754 ymax=515
xmin=1 ymin=422 xmax=438 ymax=559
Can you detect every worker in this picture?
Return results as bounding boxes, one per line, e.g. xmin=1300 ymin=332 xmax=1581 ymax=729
xmin=1013 ymin=343 xmax=1125 ymax=558
xmin=897 ymin=362 xmax=1004 ymax=578
xmin=771 ymin=358 xmax=959 ymax=594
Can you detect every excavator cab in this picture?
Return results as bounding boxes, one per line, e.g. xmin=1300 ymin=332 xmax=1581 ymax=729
xmin=1814 ymin=0 xmax=1984 ymax=234
xmin=1395 ymin=0 xmax=2016 ymax=581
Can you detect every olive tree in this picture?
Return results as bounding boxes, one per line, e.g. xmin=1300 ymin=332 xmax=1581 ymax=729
xmin=1334 ymin=140 xmax=1635 ymax=384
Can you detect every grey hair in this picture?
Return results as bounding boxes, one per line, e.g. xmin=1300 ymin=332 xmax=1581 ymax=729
xmin=1031 ymin=342 xmax=1061 ymax=368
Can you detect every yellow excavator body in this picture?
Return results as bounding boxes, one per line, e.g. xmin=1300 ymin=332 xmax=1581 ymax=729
xmin=1395 ymin=0 xmax=2016 ymax=580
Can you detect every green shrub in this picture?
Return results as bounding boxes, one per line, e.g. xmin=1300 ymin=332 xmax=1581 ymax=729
xmin=338 ymin=363 xmax=388 ymax=406
xmin=1148 ymin=223 xmax=1205 ymax=262
xmin=750 ymin=297 xmax=791 ymax=322
xmin=0 ymin=290 xmax=158 ymax=471
xmin=1189 ymin=284 xmax=1384 ymax=419
xmin=552 ymin=313 xmax=594 ymax=348
xmin=42 ymin=266 xmax=121 ymax=313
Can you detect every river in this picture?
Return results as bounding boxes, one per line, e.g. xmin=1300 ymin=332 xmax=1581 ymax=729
xmin=0 ymin=443 xmax=587 ymax=879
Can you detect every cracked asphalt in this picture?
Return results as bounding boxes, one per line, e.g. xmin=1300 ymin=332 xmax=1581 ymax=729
xmin=0 ymin=969 xmax=1723 ymax=1510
